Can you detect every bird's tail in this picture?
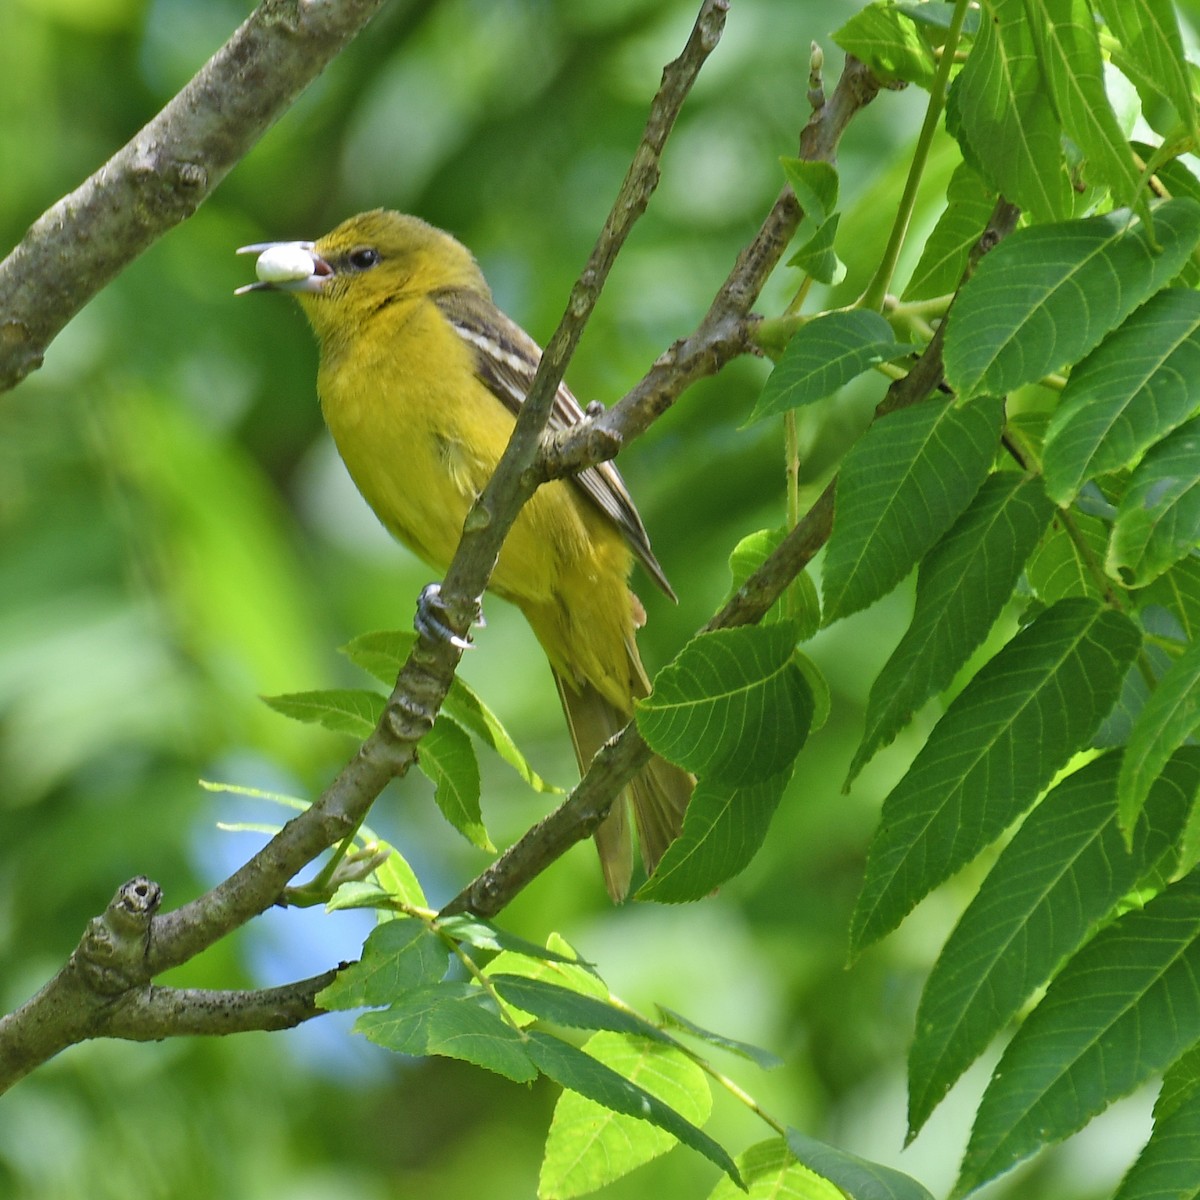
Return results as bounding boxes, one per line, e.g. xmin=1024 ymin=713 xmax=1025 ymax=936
xmin=553 ymin=659 xmax=693 ymax=902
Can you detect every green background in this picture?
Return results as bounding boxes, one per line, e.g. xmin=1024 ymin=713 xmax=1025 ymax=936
xmin=0 ymin=0 xmax=1175 ymax=1196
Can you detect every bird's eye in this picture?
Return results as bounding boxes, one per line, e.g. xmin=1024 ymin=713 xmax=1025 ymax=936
xmin=348 ymin=247 xmax=381 ymax=271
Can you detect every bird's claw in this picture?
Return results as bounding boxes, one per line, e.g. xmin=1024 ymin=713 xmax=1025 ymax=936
xmin=416 ymin=583 xmax=484 ymax=650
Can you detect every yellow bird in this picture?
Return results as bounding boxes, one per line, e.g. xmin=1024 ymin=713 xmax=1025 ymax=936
xmin=239 ymin=210 xmax=692 ymax=900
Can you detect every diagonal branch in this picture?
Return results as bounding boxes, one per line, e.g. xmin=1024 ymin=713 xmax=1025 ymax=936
xmin=538 ymin=53 xmax=886 ymax=482
xmin=0 ymin=0 xmax=389 ymax=393
xmin=146 ymin=0 xmax=728 ymax=976
xmin=0 ymin=5 xmax=732 ymax=1085
xmin=442 ymin=56 xmax=887 ymax=920
xmin=436 ymin=0 xmax=731 ymax=635
xmin=0 ymin=16 xmax=913 ymax=1082
xmin=443 ymin=192 xmax=1023 ymax=920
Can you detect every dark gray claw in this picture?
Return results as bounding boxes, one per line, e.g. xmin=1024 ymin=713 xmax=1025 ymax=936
xmin=416 ymin=583 xmax=482 ymax=650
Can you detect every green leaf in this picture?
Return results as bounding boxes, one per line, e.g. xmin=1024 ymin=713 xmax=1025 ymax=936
xmin=340 ymin=628 xmax=417 ymax=684
xmin=943 ymin=199 xmax=1200 ymax=400
xmin=948 ymin=0 xmax=1073 ymax=223
xmin=1158 ymin=1041 xmax=1200 ymax=1123
xmin=849 ymin=473 xmax=1055 ymax=783
xmin=786 ymin=1129 xmax=936 ymax=1200
xmin=822 ymin=395 xmax=1005 ymax=624
xmin=1025 ymin=510 xmax=1111 ymax=604
xmin=372 ymin=839 xmax=428 ymax=909
xmin=709 ymin=1138 xmax=844 ymax=1200
xmin=1138 ymin=554 xmax=1200 ymax=643
xmin=526 ymin=1030 xmax=740 ymax=1186
xmin=748 ymin=311 xmax=915 ymax=423
xmin=1118 ymin=635 xmax=1200 ymax=833
xmin=199 ymin=778 xmax=310 ymax=811
xmin=436 ymin=914 xmax=585 ymax=964
xmin=832 ymin=1 xmax=937 ymax=88
xmin=540 ymin=1032 xmax=712 ymax=1200
xmin=1113 ymin=1082 xmax=1200 ymax=1200
xmin=656 ymin=1006 xmax=784 ymax=1071
xmin=788 ymin=215 xmax=846 ymax=286
xmin=317 ymin=919 xmax=448 ymax=1010
xmin=637 ymin=768 xmax=792 ymax=903
xmin=957 ymin=869 xmax=1200 ymax=1196
xmin=1096 ymin=0 xmax=1198 ymax=145
xmin=637 ymin=625 xmax=813 ymax=785
xmin=1043 ymin=290 xmax=1200 ymax=503
xmin=781 ymin=158 xmax=839 ymax=227
xmin=490 ymin=975 xmax=675 ymax=1045
xmin=1027 ymin=0 xmax=1145 ymax=211
xmin=343 ymin=629 xmax=559 ymax=792
xmin=895 ymin=2 xmax=981 ymax=39
xmin=483 ymin=937 xmax=609 ymax=1024
xmin=261 ymin=687 xmax=383 ymax=738
xmin=903 ymin=162 xmax=997 ymax=301
xmin=417 ymin=715 xmax=490 ymax=850
xmin=1109 ymin=416 xmax=1200 ymax=587
xmin=850 ymin=599 xmax=1142 ymax=955
xmin=727 ymin=528 xmax=820 ymax=637
xmin=356 ymin=983 xmax=536 ymax=1082
xmin=907 ymin=749 xmax=1197 ymax=1138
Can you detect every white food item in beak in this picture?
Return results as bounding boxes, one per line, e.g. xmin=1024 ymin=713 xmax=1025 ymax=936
xmin=234 ymin=240 xmax=328 ymax=294
xmin=254 ymin=242 xmax=319 ymax=283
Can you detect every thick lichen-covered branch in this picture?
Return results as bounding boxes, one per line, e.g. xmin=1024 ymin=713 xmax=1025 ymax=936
xmin=0 ymin=0 xmax=388 ymax=393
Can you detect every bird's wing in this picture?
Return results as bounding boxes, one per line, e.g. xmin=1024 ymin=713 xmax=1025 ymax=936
xmin=434 ymin=289 xmax=675 ymax=601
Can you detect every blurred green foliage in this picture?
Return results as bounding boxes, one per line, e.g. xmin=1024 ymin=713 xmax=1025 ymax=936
xmin=0 ymin=0 xmax=1149 ymax=1197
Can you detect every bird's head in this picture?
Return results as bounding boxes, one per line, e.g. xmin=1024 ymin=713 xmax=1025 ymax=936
xmin=237 ymin=209 xmax=489 ymax=347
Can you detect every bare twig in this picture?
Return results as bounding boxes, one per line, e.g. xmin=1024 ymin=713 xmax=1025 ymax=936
xmin=437 ymin=0 xmax=731 ymax=634
xmin=539 ymin=54 xmax=885 ymax=481
xmin=0 ymin=0 xmax=389 ymax=393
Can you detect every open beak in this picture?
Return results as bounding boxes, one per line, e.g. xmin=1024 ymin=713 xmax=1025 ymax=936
xmin=235 ymin=240 xmax=333 ymax=295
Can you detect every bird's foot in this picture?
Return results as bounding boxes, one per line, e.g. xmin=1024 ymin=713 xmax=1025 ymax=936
xmin=415 ymin=583 xmax=484 ymax=650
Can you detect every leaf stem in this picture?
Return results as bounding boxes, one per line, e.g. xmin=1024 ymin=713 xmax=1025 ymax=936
xmin=604 ymin=993 xmax=788 ymax=1136
xmin=885 ymin=293 xmax=953 ymax=322
xmin=857 ymin=0 xmax=971 ymax=311
xmin=1056 ymin=507 xmax=1119 ymax=609
xmin=435 ymin=918 xmax=530 ymax=1039
xmin=786 ymin=274 xmax=815 ymax=317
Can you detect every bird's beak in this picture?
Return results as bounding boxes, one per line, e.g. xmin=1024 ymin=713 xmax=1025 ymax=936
xmin=234 ymin=241 xmax=334 ymax=295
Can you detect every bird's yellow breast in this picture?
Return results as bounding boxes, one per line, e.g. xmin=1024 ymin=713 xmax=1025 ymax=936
xmin=315 ymin=294 xmax=638 ymax=705
xmin=317 ymin=296 xmax=504 ymax=571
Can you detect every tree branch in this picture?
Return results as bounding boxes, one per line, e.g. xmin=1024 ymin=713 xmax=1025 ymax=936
xmin=442 ymin=56 xmax=887 ymax=921
xmin=157 ymin=0 xmax=727 ymax=988
xmin=101 ymin=974 xmax=336 ymax=1041
xmin=0 ymin=878 xmax=162 ymax=1090
xmin=0 ymin=0 xmax=730 ymax=1083
xmin=443 ymin=188 xmax=1022 ymax=920
xmin=0 ymin=0 xmax=388 ymax=393
xmin=435 ymin=0 xmax=731 ymax=636
xmin=539 ymin=54 xmax=886 ymax=482
xmin=0 ymin=871 xmax=334 ymax=1092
